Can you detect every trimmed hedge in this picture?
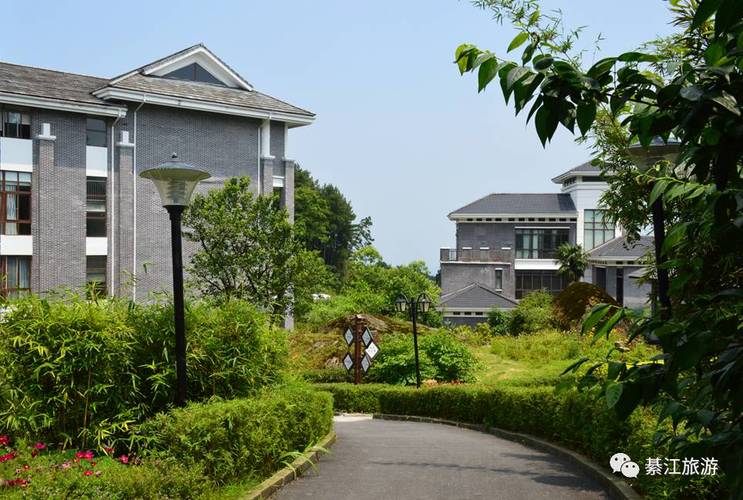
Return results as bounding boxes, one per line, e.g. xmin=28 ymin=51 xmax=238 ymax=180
xmin=138 ymin=384 xmax=333 ymax=484
xmin=317 ymin=383 xmax=723 ymax=499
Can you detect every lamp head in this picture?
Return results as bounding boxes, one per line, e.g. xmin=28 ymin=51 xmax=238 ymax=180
xmin=417 ymin=293 xmax=432 ymax=313
xmin=395 ymin=295 xmax=408 ymax=313
xmin=627 ymin=137 xmax=681 ymax=171
xmin=139 ymin=154 xmax=210 ymax=207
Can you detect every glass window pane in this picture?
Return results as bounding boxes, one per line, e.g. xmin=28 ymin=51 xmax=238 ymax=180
xmin=18 ymin=195 xmax=30 ymax=220
xmin=6 ymin=258 xmax=18 ymax=288
xmin=87 ymin=218 xmax=106 ymax=237
xmin=18 ymin=258 xmax=30 ymax=288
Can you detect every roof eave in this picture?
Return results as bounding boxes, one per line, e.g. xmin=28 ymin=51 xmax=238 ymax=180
xmin=92 ymin=87 xmax=315 ymax=126
xmin=0 ymin=91 xmax=127 ymax=117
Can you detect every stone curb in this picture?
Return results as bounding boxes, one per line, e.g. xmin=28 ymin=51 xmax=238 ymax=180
xmin=241 ymin=430 xmax=337 ymax=500
xmin=373 ymin=414 xmax=641 ymax=500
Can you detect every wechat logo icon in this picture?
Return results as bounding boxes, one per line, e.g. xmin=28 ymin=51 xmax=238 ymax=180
xmin=610 ymin=452 xmax=640 ymax=478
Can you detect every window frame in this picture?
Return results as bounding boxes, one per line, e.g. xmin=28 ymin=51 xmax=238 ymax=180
xmin=1 ymin=109 xmax=31 ymax=139
xmin=1 ymin=255 xmax=31 ymax=298
xmin=0 ymin=171 xmax=32 ymax=235
xmin=515 ymin=270 xmax=567 ymax=299
xmin=86 ymin=255 xmax=107 ymax=298
xmin=86 ymin=177 xmax=107 ymax=237
xmin=583 ymin=209 xmax=615 ymax=249
xmin=86 ymin=117 xmax=108 ymax=147
xmin=494 ymin=269 xmax=503 ymax=291
xmin=515 ymin=228 xmax=570 ymax=259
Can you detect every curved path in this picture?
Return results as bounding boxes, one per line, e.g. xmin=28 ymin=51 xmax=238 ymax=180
xmin=278 ymin=416 xmax=609 ymax=500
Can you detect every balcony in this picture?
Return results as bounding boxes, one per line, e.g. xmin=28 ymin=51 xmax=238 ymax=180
xmin=440 ymin=248 xmax=512 ymax=263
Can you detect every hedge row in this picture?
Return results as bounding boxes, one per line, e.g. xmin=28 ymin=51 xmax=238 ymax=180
xmin=317 ymin=383 xmax=723 ymax=499
xmin=138 ymin=384 xmax=334 ymax=484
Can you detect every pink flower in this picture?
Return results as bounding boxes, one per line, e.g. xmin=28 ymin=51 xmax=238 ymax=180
xmin=0 ymin=451 xmax=16 ymax=463
xmin=34 ymin=442 xmax=46 ymax=450
xmin=75 ymin=450 xmax=94 ymax=460
xmin=103 ymin=447 xmax=114 ymax=454
xmin=84 ymin=470 xmax=93 ymax=476
xmin=22 ymin=464 xmax=29 ymax=470
xmin=5 ymin=478 xmax=28 ymax=487
xmin=61 ymin=461 xmax=71 ymax=470
xmin=0 ymin=435 xmax=9 ymax=446
xmin=118 ymin=454 xmax=129 ymax=465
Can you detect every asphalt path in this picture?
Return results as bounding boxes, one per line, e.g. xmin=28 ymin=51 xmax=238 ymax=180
xmin=277 ymin=415 xmax=609 ymax=500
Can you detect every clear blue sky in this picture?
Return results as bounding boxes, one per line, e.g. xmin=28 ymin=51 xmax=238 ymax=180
xmin=2 ymin=0 xmax=676 ymax=270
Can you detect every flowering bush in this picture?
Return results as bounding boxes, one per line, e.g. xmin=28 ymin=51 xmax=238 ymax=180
xmin=0 ymin=295 xmax=286 ymax=449
xmin=0 ymin=435 xmax=207 ymax=498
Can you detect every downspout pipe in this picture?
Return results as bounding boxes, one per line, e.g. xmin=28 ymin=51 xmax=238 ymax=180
xmin=131 ymin=95 xmax=146 ymax=301
xmin=110 ymin=109 xmax=125 ymax=297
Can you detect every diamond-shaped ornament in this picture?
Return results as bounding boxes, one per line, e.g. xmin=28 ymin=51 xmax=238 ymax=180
xmin=365 ymin=341 xmax=379 ymax=360
xmin=361 ymin=328 xmax=373 ymax=347
xmin=343 ymin=328 xmax=354 ymax=346
xmin=342 ymin=353 xmax=354 ymax=371
xmin=361 ymin=354 xmax=371 ymax=373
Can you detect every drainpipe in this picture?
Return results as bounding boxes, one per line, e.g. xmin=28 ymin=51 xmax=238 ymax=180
xmin=110 ymin=109 xmax=125 ymax=297
xmin=131 ymin=95 xmax=146 ymax=301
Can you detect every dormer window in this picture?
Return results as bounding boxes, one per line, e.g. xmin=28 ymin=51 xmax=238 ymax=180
xmin=163 ymin=63 xmax=224 ymax=86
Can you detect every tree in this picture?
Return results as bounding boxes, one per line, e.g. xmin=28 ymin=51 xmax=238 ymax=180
xmin=455 ymin=1 xmax=743 ymax=494
xmin=294 ymin=166 xmax=373 ymax=275
xmin=555 ymin=243 xmax=588 ymax=283
xmin=183 ymin=177 xmax=332 ymax=322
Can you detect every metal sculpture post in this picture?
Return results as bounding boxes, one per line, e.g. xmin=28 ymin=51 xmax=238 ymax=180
xmin=342 ymin=315 xmax=379 ymax=384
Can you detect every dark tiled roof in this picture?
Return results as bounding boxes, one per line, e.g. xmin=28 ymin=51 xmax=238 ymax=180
xmin=449 ymin=193 xmax=576 ymax=216
xmin=0 ymin=62 xmax=114 ymax=107
xmin=551 ymin=160 xmax=601 ymax=183
xmin=106 ymin=74 xmax=314 ymax=117
xmin=440 ymin=283 xmax=518 ymax=309
xmin=589 ymin=235 xmax=653 ymax=260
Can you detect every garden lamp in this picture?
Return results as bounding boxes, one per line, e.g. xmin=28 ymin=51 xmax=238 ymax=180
xmin=394 ymin=293 xmax=424 ymax=388
xmin=626 ymin=138 xmax=681 ymax=320
xmin=139 ymin=154 xmax=210 ymax=407
xmin=417 ymin=293 xmax=431 ymax=313
xmin=395 ymin=295 xmax=408 ymax=313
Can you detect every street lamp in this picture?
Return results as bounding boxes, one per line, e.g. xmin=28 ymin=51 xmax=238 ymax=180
xmin=395 ymin=292 xmax=432 ymax=388
xmin=139 ymin=154 xmax=210 ymax=407
xmin=627 ymin=137 xmax=681 ymax=320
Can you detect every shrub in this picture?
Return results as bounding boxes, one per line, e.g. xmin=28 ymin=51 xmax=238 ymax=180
xmin=316 ymin=383 xmax=723 ymax=499
xmin=0 ymin=296 xmax=285 ymax=449
xmin=553 ymin=282 xmax=619 ymax=330
xmin=367 ymin=332 xmax=476 ymax=384
xmin=137 ymin=384 xmax=333 ymax=484
xmin=509 ymin=291 xmax=554 ymax=334
xmin=0 ymin=445 xmax=207 ymax=499
xmin=486 ymin=309 xmax=511 ymax=335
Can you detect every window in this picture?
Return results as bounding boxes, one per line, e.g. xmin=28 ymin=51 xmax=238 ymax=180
xmin=616 ymin=268 xmax=624 ymax=305
xmin=163 ymin=63 xmax=224 ymax=86
xmin=584 ymin=210 xmax=615 ymax=249
xmin=1 ymin=110 xmax=31 ymax=139
xmin=1 ymin=171 xmax=32 ymax=235
xmin=86 ymin=118 xmax=107 ymax=147
xmin=515 ymin=270 xmax=567 ymax=299
xmin=495 ymin=269 xmax=503 ymax=290
xmin=515 ymin=228 xmax=569 ymax=259
xmin=86 ymin=256 xmax=106 ymax=298
xmin=1 ymin=256 xmax=31 ymax=298
xmin=86 ymin=177 xmax=106 ymax=237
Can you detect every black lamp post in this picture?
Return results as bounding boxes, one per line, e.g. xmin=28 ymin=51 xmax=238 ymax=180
xmin=395 ymin=293 xmax=431 ymax=388
xmin=139 ymin=154 xmax=210 ymax=407
xmin=627 ymin=138 xmax=681 ymax=321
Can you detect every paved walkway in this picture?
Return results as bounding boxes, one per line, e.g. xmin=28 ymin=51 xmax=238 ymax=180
xmin=278 ymin=416 xmax=609 ymax=500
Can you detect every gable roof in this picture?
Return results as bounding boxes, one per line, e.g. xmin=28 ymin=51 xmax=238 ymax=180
xmin=589 ymin=235 xmax=653 ymax=261
xmin=108 ymin=43 xmax=253 ymax=91
xmin=0 ymin=44 xmax=314 ymax=123
xmin=449 ymin=193 xmax=576 ymax=217
xmin=0 ymin=61 xmax=125 ymax=116
xmin=440 ymin=283 xmax=519 ymax=310
xmin=551 ymin=161 xmax=602 ymax=183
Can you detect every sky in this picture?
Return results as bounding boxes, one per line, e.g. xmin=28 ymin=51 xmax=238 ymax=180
xmin=2 ymin=0 xmax=677 ymax=270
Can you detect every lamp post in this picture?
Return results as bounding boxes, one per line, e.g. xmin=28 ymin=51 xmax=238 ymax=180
xmin=627 ymin=138 xmax=681 ymax=321
xmin=139 ymin=154 xmax=210 ymax=407
xmin=395 ymin=293 xmax=431 ymax=388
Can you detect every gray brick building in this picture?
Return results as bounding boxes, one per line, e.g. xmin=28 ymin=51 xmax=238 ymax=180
xmin=439 ymin=163 xmax=652 ymax=325
xmin=0 ymin=44 xmax=314 ymax=300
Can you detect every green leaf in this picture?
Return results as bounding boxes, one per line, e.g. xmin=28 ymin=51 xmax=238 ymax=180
xmin=661 ymin=222 xmax=688 ymax=256
xmin=617 ymin=51 xmax=659 ymax=63
xmin=707 ymin=91 xmax=741 ymax=116
xmin=649 ymin=179 xmax=670 ymax=206
xmin=592 ymin=308 xmax=625 ymax=343
xmin=704 ymin=42 xmax=724 ymax=65
xmin=478 ymin=58 xmax=499 ymax=92
xmin=607 ymin=361 xmax=624 ymax=381
xmin=581 ymin=303 xmax=612 ymax=335
xmin=659 ymin=400 xmax=681 ymax=424
xmin=521 ymin=43 xmax=536 ymax=64
xmin=560 ymin=357 xmax=590 ymax=376
xmin=507 ymin=32 xmax=530 ymax=53
xmin=533 ymin=55 xmax=554 ymax=71
xmin=576 ymin=103 xmax=596 ymax=136
xmin=691 ymin=0 xmax=722 ymax=29
xmin=606 ymin=382 xmax=624 ymax=409
xmin=534 ymin=105 xmax=557 ymax=146
xmin=715 ymin=0 xmax=743 ymax=36
xmin=587 ymin=57 xmax=617 ymax=79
